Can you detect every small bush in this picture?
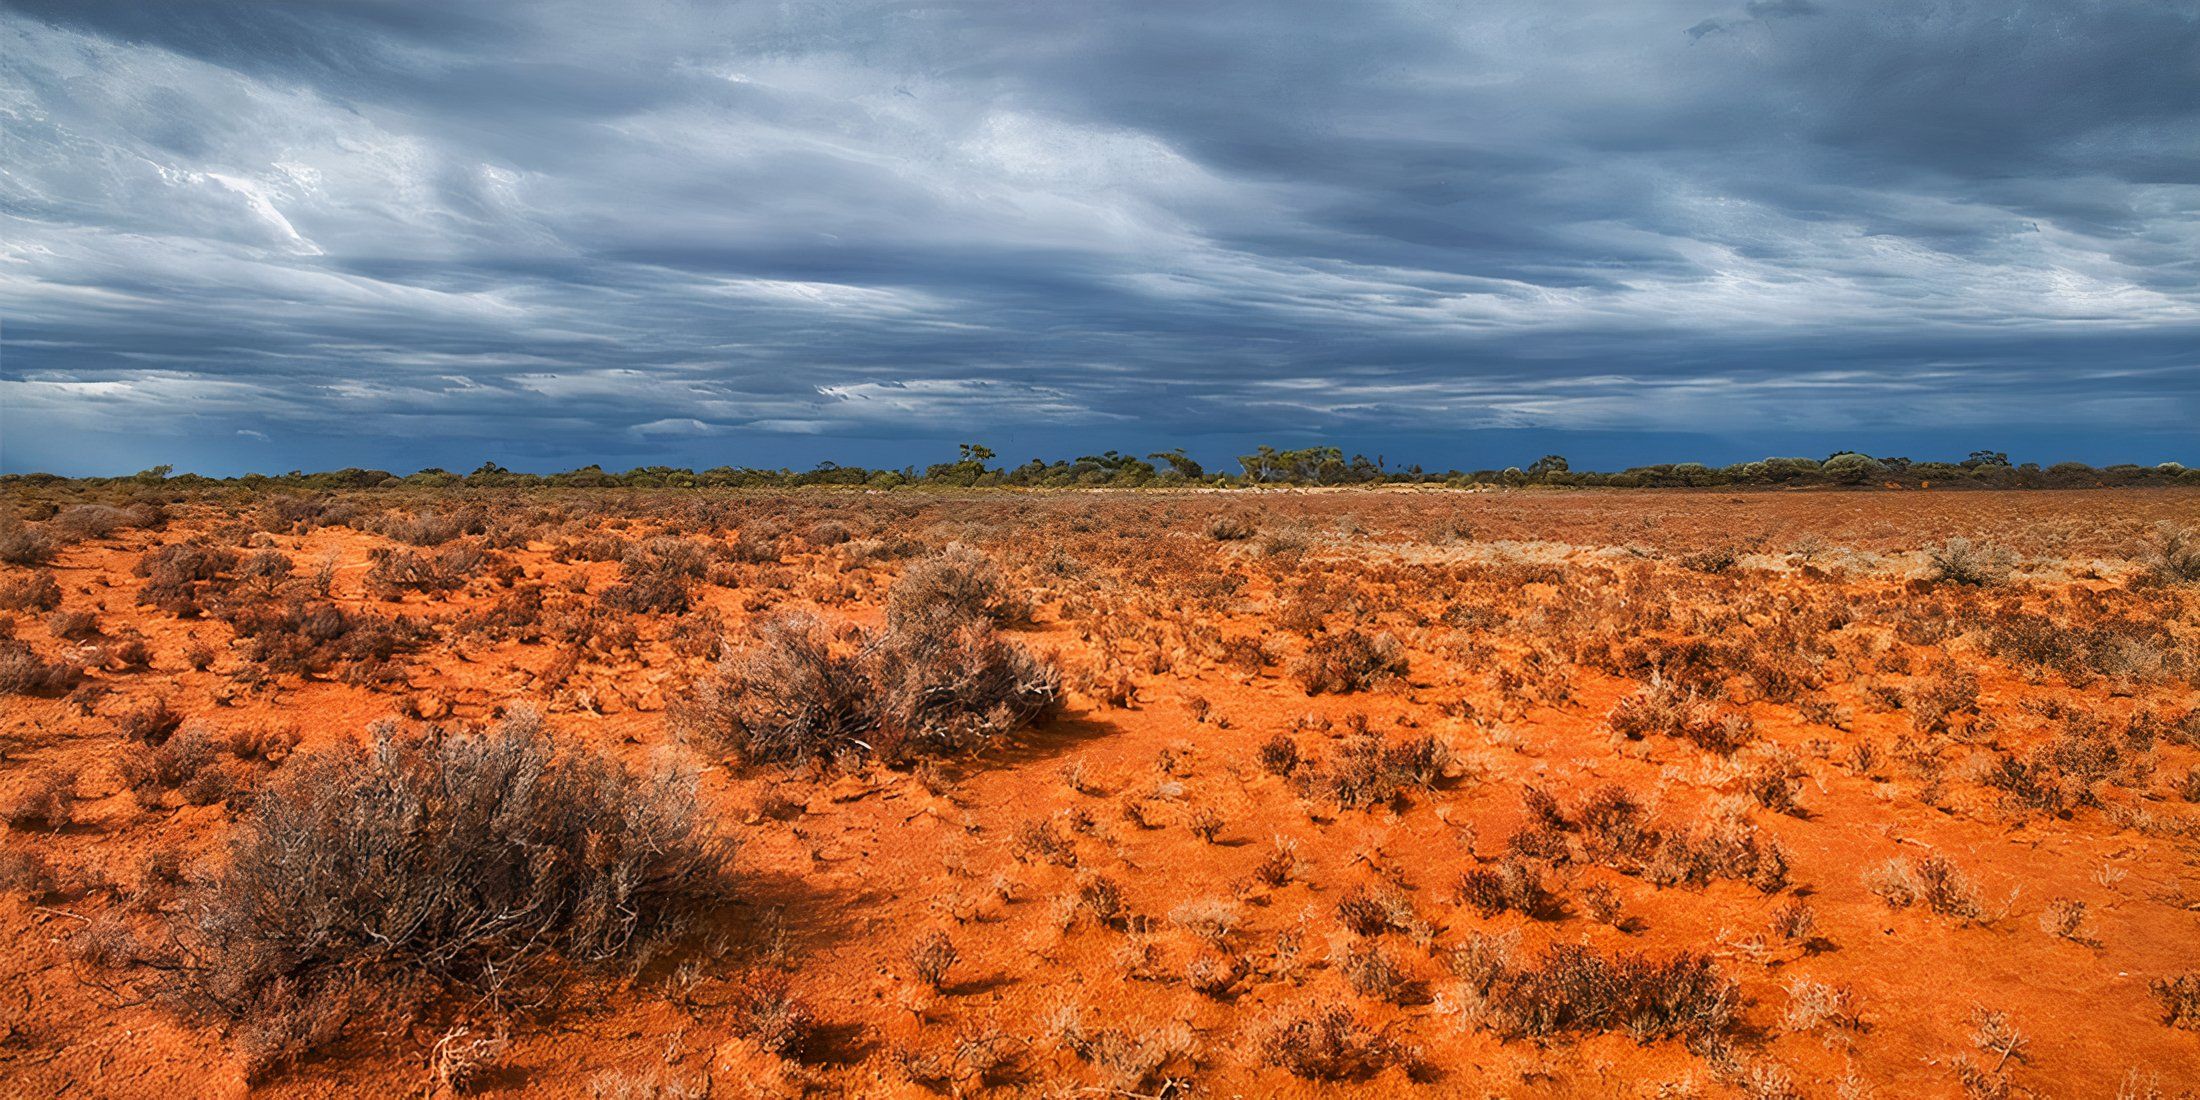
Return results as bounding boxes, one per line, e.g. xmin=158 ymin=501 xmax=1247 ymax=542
xmin=47 ymin=609 xmax=101 ymax=641
xmin=1336 ymin=882 xmax=1422 ymax=937
xmin=135 ymin=541 xmax=240 ymax=615
xmin=1643 ymin=810 xmax=1792 ymax=894
xmin=1205 ymin=515 xmax=1257 ymax=542
xmin=1185 ymin=952 xmax=1245 ymax=998
xmin=1341 ymin=939 xmax=1415 ymax=1003
xmin=1471 ymin=943 xmax=1738 ymax=1044
xmin=1314 ymin=731 xmax=1449 ymax=810
xmin=0 ymin=767 xmax=77 ymax=830
xmin=2148 ymin=524 xmax=2200 ymax=584
xmin=1769 ymin=898 xmax=1819 ymax=943
xmin=2150 ymin=972 xmax=2200 ymax=1030
xmin=1258 ymin=733 xmax=1301 ymax=776
xmin=0 ymin=518 xmax=55 ymax=566
xmin=886 ymin=544 xmax=1025 ymax=631
xmin=1253 ymin=1003 xmax=1404 ymax=1081
xmin=909 ymin=930 xmax=958 ymax=991
xmin=1455 ymin=856 xmax=1559 ymax=919
xmin=726 ymin=970 xmax=817 ymax=1058
xmin=0 ymin=638 xmax=85 ymax=695
xmin=1049 ymin=1004 xmax=1201 ymax=1093
xmin=115 ymin=696 xmax=186 ymax=744
xmin=1864 ymin=853 xmax=1983 ymax=922
xmin=165 ymin=708 xmax=728 ymax=1076
xmin=1926 ymin=538 xmax=2010 ymax=586
xmin=2037 ymin=898 xmax=2093 ymax=944
xmin=805 ymin=520 xmax=853 ymax=547
xmin=1250 ymin=835 xmax=1301 ymax=887
xmin=1608 ymin=677 xmax=1754 ymax=753
xmin=675 ymin=610 xmax=1058 ymax=767
xmin=1292 ymin=630 xmax=1407 ymax=695
xmin=0 ymin=571 xmax=62 ymax=612
xmin=0 ymin=842 xmax=60 ymax=898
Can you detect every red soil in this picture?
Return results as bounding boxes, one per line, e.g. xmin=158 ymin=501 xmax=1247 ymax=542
xmin=2 ymin=487 xmax=2197 ymax=1097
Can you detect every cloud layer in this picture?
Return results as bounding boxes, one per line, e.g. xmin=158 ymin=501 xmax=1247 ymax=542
xmin=3 ymin=0 xmax=2195 ymax=473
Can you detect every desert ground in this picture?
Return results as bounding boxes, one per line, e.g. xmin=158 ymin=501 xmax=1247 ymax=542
xmin=2 ymin=486 xmax=2197 ymax=1098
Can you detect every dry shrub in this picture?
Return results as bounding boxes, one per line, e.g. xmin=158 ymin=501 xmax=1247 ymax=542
xmin=1336 ymin=882 xmax=1422 ymax=937
xmin=220 ymin=596 xmax=426 ymax=679
xmin=1926 ymin=538 xmax=2010 ymax=586
xmin=727 ymin=970 xmax=818 ymax=1058
xmin=805 ymin=520 xmax=852 ymax=548
xmin=1455 ymin=856 xmax=1559 ymax=919
xmin=1463 ymin=942 xmax=1738 ymax=1044
xmin=0 ymin=517 xmax=55 ymax=566
xmin=1253 ymin=1003 xmax=1404 ymax=1081
xmin=0 ymin=842 xmax=60 ymax=898
xmin=165 ymin=708 xmax=728 ymax=1076
xmin=0 ymin=638 xmax=85 ymax=695
xmin=1292 ymin=630 xmax=1407 ymax=695
xmin=597 ymin=572 xmax=693 ymax=615
xmin=1250 ymin=835 xmax=1301 ymax=887
xmin=1864 ymin=853 xmax=1983 ymax=922
xmin=1737 ymin=745 xmax=1805 ymax=814
xmin=1340 ymin=939 xmax=1415 ymax=1003
xmin=908 ymin=930 xmax=958 ymax=991
xmin=373 ymin=508 xmax=483 ymax=547
xmin=2149 ymin=972 xmax=2200 ymax=1030
xmin=428 ymin=1024 xmax=510 ymax=1095
xmin=47 ymin=609 xmax=101 ymax=641
xmin=586 ymin=1068 xmax=709 ymax=1099
xmin=1070 ymin=871 xmax=1129 ymax=929
xmin=115 ymin=696 xmax=186 ymax=744
xmin=1014 ymin=816 xmax=1079 ymax=867
xmin=135 ymin=541 xmax=240 ymax=615
xmin=49 ymin=503 xmax=141 ymax=542
xmin=1185 ymin=952 xmax=1246 ymax=998
xmin=2148 ymin=524 xmax=2200 ymax=584
xmin=0 ymin=571 xmax=62 ymax=612
xmin=1769 ymin=898 xmax=1819 ymax=943
xmin=886 ymin=543 xmax=1026 ymax=631
xmin=676 ymin=608 xmax=1057 ymax=767
xmin=1312 ymin=730 xmax=1450 ymax=810
xmin=1783 ymin=978 xmax=1863 ymax=1034
xmin=118 ymin=721 xmax=269 ymax=809
xmin=1644 ymin=809 xmax=1792 ymax=894
xmin=1608 ymin=677 xmax=1755 ymax=753
xmin=1186 ymin=804 xmax=1225 ymax=843
xmin=1170 ymin=898 xmax=1244 ymax=946
xmin=2037 ymin=898 xmax=2093 ymax=943
xmin=1905 ymin=663 xmax=1980 ymax=736
xmin=1205 ymin=515 xmax=1257 ymax=541
xmin=1049 ymin=1004 xmax=1201 ymax=1092
xmin=0 ymin=767 xmax=77 ymax=830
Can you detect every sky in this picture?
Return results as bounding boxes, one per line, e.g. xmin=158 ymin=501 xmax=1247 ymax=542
xmin=1 ymin=0 xmax=2196 ymax=477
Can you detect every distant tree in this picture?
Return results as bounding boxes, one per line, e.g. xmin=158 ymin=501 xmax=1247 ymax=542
xmin=1964 ymin=450 xmax=2012 ymax=468
xmin=1527 ymin=454 xmax=1570 ymax=477
xmin=1821 ymin=453 xmax=1882 ymax=485
xmin=1148 ymin=449 xmax=1205 ymax=481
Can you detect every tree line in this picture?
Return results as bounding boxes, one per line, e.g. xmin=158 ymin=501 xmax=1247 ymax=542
xmin=7 ymin=447 xmax=2193 ymax=491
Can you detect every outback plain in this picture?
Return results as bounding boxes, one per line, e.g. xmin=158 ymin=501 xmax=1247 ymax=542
xmin=2 ymin=486 xmax=2198 ymax=1098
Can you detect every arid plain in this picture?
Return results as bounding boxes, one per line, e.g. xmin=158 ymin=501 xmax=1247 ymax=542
xmin=3 ymin=487 xmax=2198 ymax=1097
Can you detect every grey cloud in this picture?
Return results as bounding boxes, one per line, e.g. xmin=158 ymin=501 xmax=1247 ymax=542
xmin=1 ymin=0 xmax=2194 ymax=475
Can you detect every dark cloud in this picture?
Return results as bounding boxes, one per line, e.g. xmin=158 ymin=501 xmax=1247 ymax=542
xmin=1 ymin=0 xmax=2194 ymax=475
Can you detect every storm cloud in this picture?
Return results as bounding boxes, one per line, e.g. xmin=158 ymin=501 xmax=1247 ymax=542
xmin=2 ymin=0 xmax=2195 ymax=474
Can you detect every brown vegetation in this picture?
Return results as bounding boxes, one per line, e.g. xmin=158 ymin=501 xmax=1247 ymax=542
xmin=0 ymin=485 xmax=2195 ymax=1095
